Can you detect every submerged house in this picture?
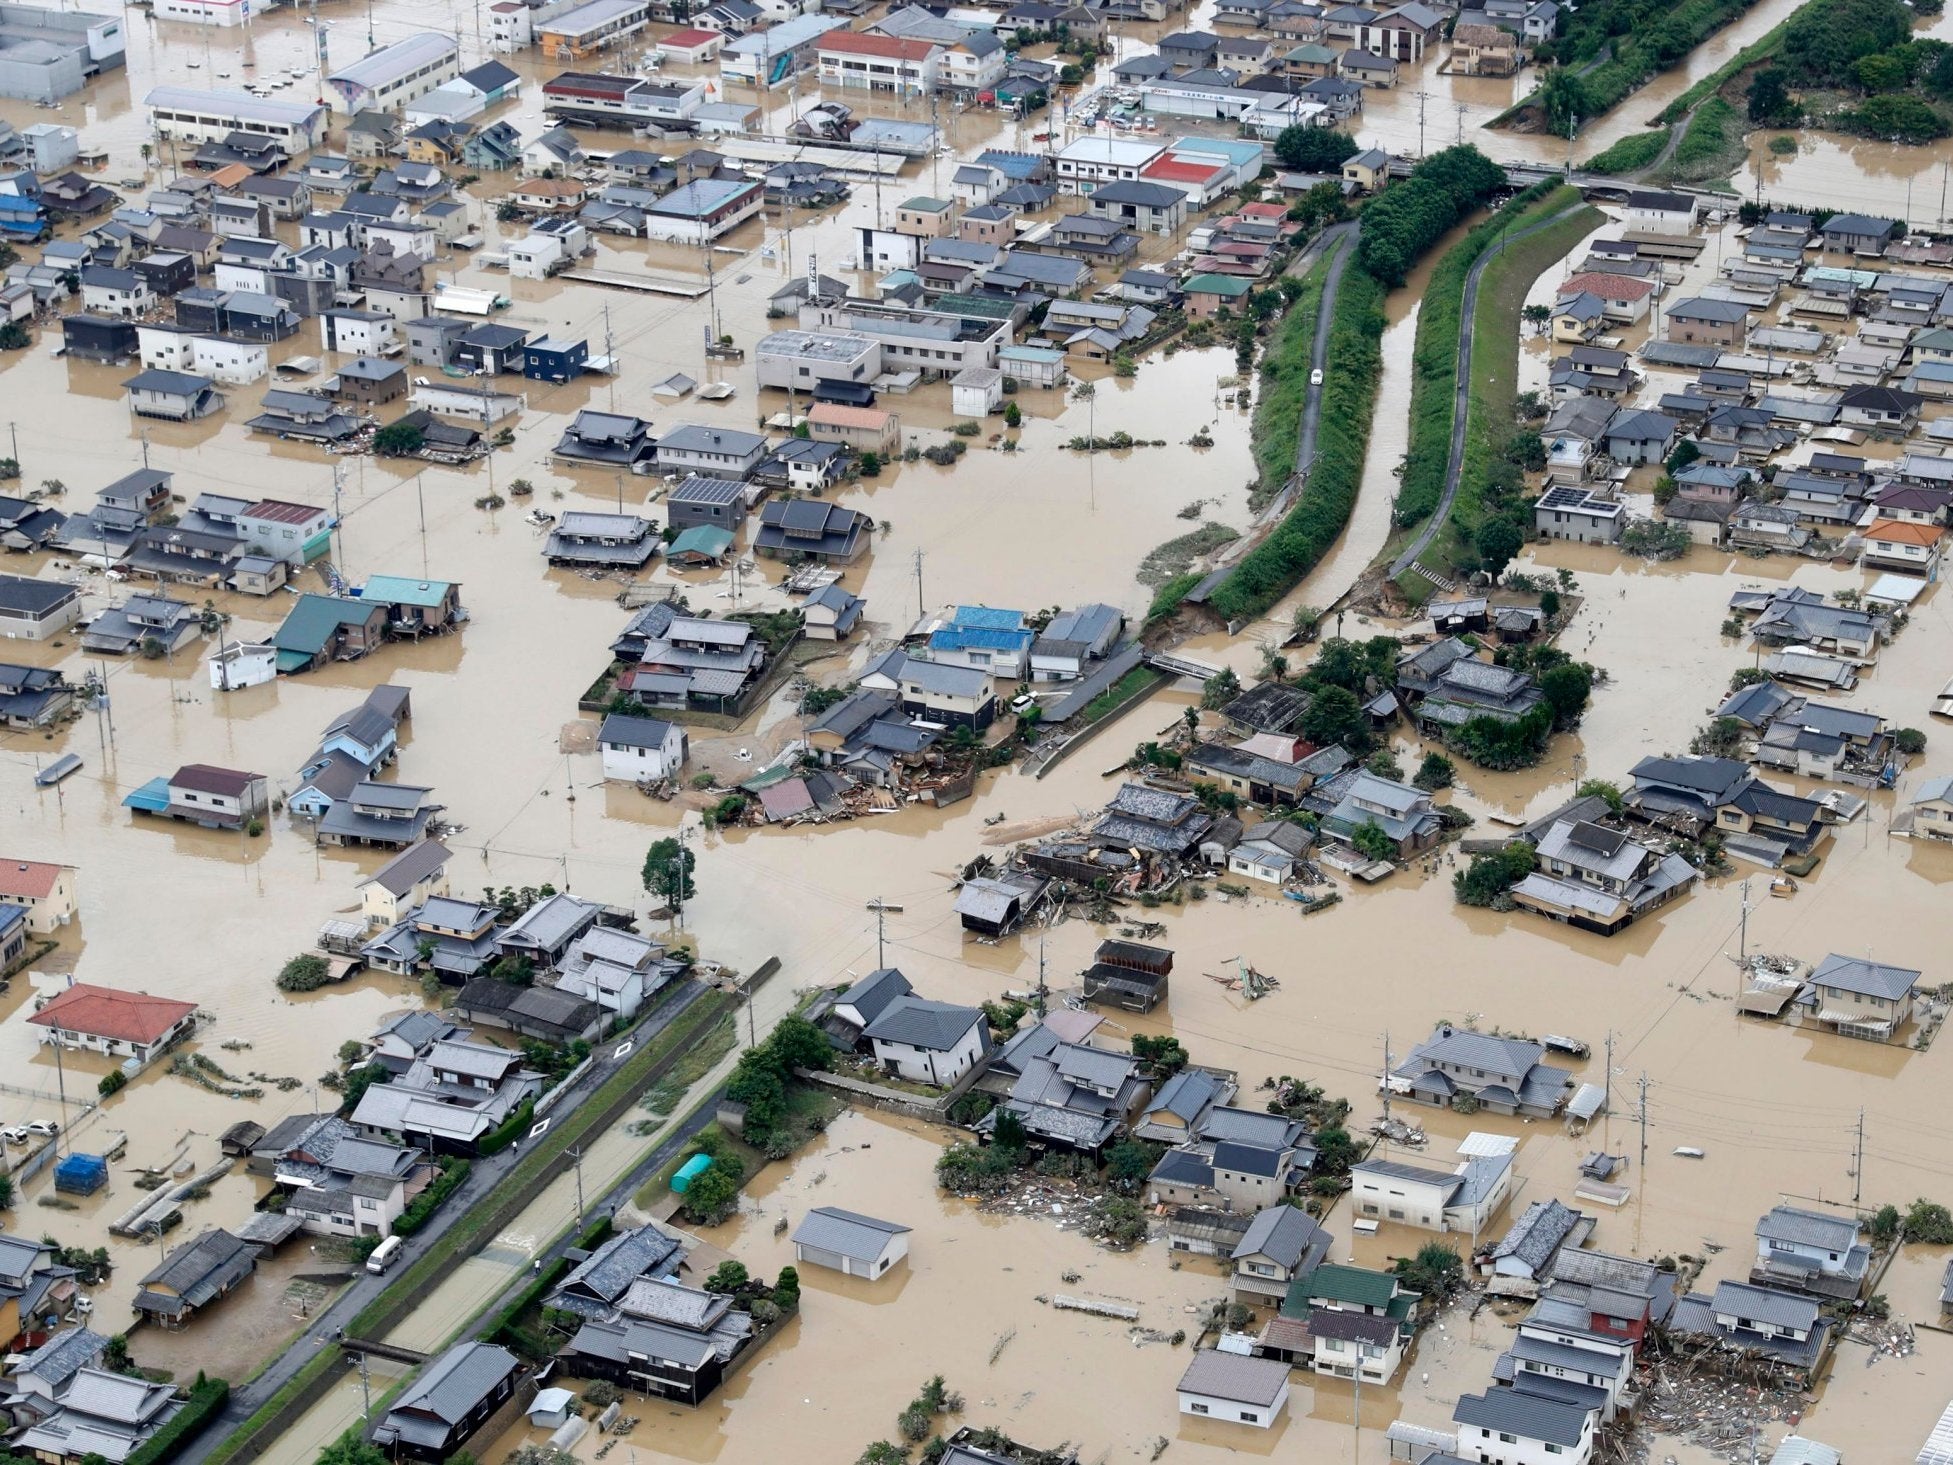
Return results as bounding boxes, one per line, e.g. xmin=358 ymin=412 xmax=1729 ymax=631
xmin=1508 ymin=818 xmax=1698 ymax=935
xmin=1388 ymin=1024 xmax=1573 ymax=1118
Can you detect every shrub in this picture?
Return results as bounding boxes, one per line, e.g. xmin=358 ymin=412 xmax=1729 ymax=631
xmin=372 ymin=421 xmax=425 ymax=457
xmin=1211 ymin=263 xmax=1385 ymax=620
xmin=392 ymin=1157 xmax=470 ymax=1235
xmin=125 ymin=1376 xmax=229 ymax=1465
xmin=681 ymin=1164 xmax=741 ymax=1225
xmin=276 ymin=954 xmax=330 ymax=992
xmin=1356 ymin=145 xmax=1505 ymax=287
xmin=1413 ymin=753 xmax=1456 ymax=791
xmin=1454 ymin=841 xmax=1537 ymax=906
xmin=1896 ymin=727 xmax=1927 ymax=755
xmin=98 ymin=1070 xmax=127 ymax=1098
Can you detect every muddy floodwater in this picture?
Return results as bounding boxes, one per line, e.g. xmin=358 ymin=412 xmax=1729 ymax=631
xmin=3 ymin=0 xmax=1953 ymax=1457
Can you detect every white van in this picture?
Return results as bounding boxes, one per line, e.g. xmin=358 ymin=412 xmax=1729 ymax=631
xmin=366 ymin=1235 xmax=405 ymax=1274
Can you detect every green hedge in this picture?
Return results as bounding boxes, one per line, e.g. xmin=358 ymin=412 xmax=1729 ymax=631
xmin=1396 ymin=184 xmax=1562 ymax=532
xmin=1210 ymin=262 xmax=1386 ymax=622
xmin=392 ymin=1157 xmax=471 ymax=1237
xmin=126 ymin=1377 xmax=229 ymax=1465
xmin=1355 ymin=146 xmax=1505 ymax=288
xmin=1248 ymin=258 xmax=1328 ymax=494
xmin=477 ymin=1098 xmax=536 ymax=1157
xmin=1583 ymin=129 xmax=1669 ymax=174
xmin=1146 ymin=571 xmax=1203 ymax=624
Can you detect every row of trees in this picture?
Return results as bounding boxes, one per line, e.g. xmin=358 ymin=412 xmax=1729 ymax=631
xmin=1356 ymin=146 xmax=1507 ymax=287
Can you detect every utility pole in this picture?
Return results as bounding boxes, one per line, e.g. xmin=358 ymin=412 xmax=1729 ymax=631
xmin=1034 ymin=938 xmax=1048 ymax=1017
xmin=354 ymin=1348 xmax=372 ymax=1421
xmin=1852 ymin=1108 xmax=1864 ymax=1205
xmin=1456 ymin=102 xmax=1467 ymax=147
xmin=1603 ymin=1029 xmax=1614 ymax=1119
xmin=1380 ymin=1030 xmax=1391 ymax=1126
xmin=1412 ymin=89 xmax=1429 ymax=158
xmin=912 ymin=547 xmax=925 ymax=624
xmin=603 ymin=302 xmax=616 ymax=412
xmin=867 ymin=897 xmax=891 ymax=967
xmin=1636 ymin=1072 xmax=1649 ymax=1168
xmin=569 ymin=1144 xmax=586 ymax=1228
xmin=415 ymin=472 xmax=428 ymax=579
xmin=1737 ymin=877 xmax=1753 ymax=964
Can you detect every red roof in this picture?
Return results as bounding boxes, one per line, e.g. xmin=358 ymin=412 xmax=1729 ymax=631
xmin=1142 ymin=157 xmax=1222 ymax=184
xmin=661 ymin=26 xmax=718 ymax=46
xmin=1868 ymin=517 xmax=1945 ymax=545
xmin=0 ymin=860 xmax=66 ymax=901
xmin=819 ymin=31 xmax=940 ymax=60
xmin=1560 ymin=271 xmax=1655 ymax=303
xmin=29 ymin=983 xmax=197 ymax=1045
xmin=245 ymin=499 xmax=322 ymax=525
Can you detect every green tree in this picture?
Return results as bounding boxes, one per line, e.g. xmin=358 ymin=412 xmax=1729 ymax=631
xmin=769 ymin=1013 xmax=833 ymax=1073
xmin=1351 ymin=821 xmax=1395 ymax=862
xmin=1453 ymin=842 xmax=1537 ymax=906
xmin=1853 ymin=51 xmax=1909 ymax=92
xmin=0 ymin=321 xmax=28 ymax=352
xmin=371 ymin=420 xmax=425 ymax=457
xmin=318 ymin=1430 xmax=390 ymax=1465
xmin=642 ymin=837 xmax=696 ymax=908
xmin=1413 ymin=752 xmax=1456 ymax=791
xmin=724 ymin=1059 xmax=786 ymax=1137
xmin=1475 ymin=517 xmax=1525 ymax=575
xmin=1102 ymin=1139 xmax=1161 ymax=1194
xmin=1540 ymin=661 xmax=1593 ymax=729
xmin=1538 ymin=66 xmax=1589 ymax=135
xmin=1273 ymin=126 xmax=1358 ymax=173
xmin=339 ymin=1062 xmax=390 ymax=1114
xmin=1576 ymin=777 xmax=1625 ymax=814
xmin=489 ymin=954 xmax=534 ymax=987
xmin=991 ymin=1109 xmax=1028 ymax=1151
xmin=1301 ymin=684 xmax=1368 ymax=752
xmin=1896 ymin=727 xmax=1928 ymax=755
xmin=1366 ymin=747 xmax=1404 ymax=780
xmin=1132 ymin=1033 xmax=1189 ymax=1076
xmin=1851 ymin=93 xmax=1949 ymax=142
xmin=276 ymin=954 xmax=331 ymax=992
xmin=1539 ymin=588 xmax=1560 ymax=619
xmin=0 ymin=1174 xmax=12 ymax=1209
xmin=1747 ymin=67 xmax=1801 ymax=125
xmin=1200 ymin=665 xmax=1242 ymax=710
xmin=1394 ymin=1240 xmax=1465 ymax=1298
xmin=680 ymin=1164 xmax=740 ymax=1224
xmin=1003 ymin=399 xmax=1022 ymax=429
xmin=704 ymin=1259 xmax=750 ymax=1293
xmin=1870 ymin=1203 xmax=1902 ymax=1245
xmin=1313 ymin=1123 xmax=1360 ymax=1175
xmin=1784 ymin=0 xmax=1910 ymax=83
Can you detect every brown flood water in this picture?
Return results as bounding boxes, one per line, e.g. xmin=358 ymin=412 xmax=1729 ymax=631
xmin=1 ymin=5 xmax=1952 ymax=1458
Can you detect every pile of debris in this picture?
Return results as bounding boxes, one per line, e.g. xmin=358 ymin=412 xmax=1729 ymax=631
xmin=1630 ymin=1362 xmax=1805 ymax=1461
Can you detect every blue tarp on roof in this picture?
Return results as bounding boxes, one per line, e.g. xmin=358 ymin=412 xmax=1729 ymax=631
xmin=123 ymin=777 xmax=170 ymax=813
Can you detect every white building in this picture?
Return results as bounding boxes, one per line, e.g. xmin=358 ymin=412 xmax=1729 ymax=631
xmin=791 ymin=1206 xmax=912 ymax=1278
xmin=321 ymin=309 xmax=398 ymax=357
xmin=1453 ymin=1390 xmax=1597 ymax=1465
xmin=861 ymin=994 xmax=988 ymax=1085
xmin=597 ymin=712 xmax=688 ymax=784
xmin=145 ymin=86 xmax=331 ymax=150
xmin=1175 ymin=1350 xmax=1291 ymax=1429
xmin=208 ymin=641 xmax=277 ymax=690
xmin=326 ymin=33 xmax=461 ymax=113
xmin=815 ymin=32 xmax=941 ymax=93
xmin=136 ymin=330 xmax=267 ymax=386
xmin=152 ymin=0 xmax=260 ymax=25
xmin=1053 ymin=136 xmax=1167 ymax=195
xmin=950 ymin=365 xmax=1003 ymax=418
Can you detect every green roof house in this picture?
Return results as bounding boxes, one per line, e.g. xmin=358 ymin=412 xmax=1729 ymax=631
xmin=273 ymin=593 xmax=388 ymax=674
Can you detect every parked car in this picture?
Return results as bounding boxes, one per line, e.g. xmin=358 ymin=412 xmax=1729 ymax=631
xmin=25 ymin=1120 xmax=59 ymax=1137
xmin=1 ymin=1127 xmax=27 ymax=1145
